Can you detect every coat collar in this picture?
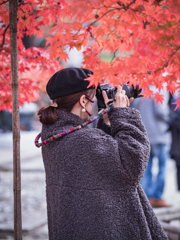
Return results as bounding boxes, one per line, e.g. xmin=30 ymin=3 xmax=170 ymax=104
xmin=56 ymin=109 xmax=84 ymax=128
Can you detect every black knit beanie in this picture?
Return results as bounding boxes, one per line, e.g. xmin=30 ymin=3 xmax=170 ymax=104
xmin=46 ymin=68 xmax=94 ymax=100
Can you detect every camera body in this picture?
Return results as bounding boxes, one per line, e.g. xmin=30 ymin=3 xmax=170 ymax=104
xmin=96 ymin=83 xmax=142 ymax=109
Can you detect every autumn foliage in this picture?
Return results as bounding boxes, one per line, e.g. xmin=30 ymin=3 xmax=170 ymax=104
xmin=1 ymin=0 xmax=180 ymax=110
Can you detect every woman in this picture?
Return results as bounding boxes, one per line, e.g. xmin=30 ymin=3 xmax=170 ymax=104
xmin=37 ymin=67 xmax=168 ymax=240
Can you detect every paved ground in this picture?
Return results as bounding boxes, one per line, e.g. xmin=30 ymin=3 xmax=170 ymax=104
xmin=0 ymin=130 xmax=48 ymax=239
xmin=0 ymin=130 xmax=180 ymax=239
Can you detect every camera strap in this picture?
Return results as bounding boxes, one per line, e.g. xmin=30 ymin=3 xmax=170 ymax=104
xmin=35 ymin=105 xmax=113 ymax=148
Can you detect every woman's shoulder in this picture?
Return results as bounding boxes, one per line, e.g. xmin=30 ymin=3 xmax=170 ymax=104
xmin=74 ymin=126 xmax=113 ymax=143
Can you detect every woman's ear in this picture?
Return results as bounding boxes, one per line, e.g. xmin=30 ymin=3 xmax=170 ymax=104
xmin=79 ymin=95 xmax=86 ymax=109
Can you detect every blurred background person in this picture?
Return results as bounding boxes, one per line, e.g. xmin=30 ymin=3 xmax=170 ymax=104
xmin=168 ymin=92 xmax=180 ymax=191
xmin=131 ymin=86 xmax=172 ymax=207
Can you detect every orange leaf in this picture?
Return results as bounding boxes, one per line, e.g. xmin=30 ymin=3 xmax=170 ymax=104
xmin=75 ymin=42 xmax=82 ymax=51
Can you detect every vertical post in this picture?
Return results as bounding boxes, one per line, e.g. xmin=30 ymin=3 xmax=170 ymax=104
xmin=9 ymin=0 xmax=22 ymax=239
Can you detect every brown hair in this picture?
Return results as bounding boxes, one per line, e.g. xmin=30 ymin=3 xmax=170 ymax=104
xmin=38 ymin=88 xmax=95 ymax=125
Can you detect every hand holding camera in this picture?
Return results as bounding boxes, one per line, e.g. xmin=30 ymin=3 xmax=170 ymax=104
xmin=96 ymin=83 xmax=143 ymax=110
xmin=102 ymin=85 xmax=134 ymax=108
xmin=101 ymin=86 xmax=134 ymax=125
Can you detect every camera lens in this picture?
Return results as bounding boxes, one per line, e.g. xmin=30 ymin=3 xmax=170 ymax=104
xmin=96 ymin=83 xmax=143 ymax=110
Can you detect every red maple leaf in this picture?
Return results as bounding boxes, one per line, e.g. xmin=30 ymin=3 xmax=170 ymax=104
xmin=85 ymin=74 xmax=100 ymax=89
xmin=153 ymin=92 xmax=164 ymax=106
xmin=141 ymin=88 xmax=154 ymax=100
xmin=173 ymin=97 xmax=180 ymax=111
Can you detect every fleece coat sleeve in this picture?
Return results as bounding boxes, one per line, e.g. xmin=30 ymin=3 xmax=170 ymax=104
xmin=97 ymin=107 xmax=150 ymax=186
xmin=96 ymin=117 xmax=111 ymax=135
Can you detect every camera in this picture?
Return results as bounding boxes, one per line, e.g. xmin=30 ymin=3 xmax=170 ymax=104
xmin=96 ymin=83 xmax=143 ymax=109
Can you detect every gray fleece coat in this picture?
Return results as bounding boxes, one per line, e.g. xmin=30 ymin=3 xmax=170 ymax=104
xmin=41 ymin=107 xmax=168 ymax=240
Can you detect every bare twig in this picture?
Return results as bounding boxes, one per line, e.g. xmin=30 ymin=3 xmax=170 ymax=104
xmin=153 ymin=39 xmax=170 ymax=48
xmin=154 ymin=46 xmax=180 ymax=73
xmin=142 ymin=20 xmax=150 ymax=29
xmin=131 ymin=46 xmax=180 ymax=76
xmin=90 ymin=8 xmax=117 ymax=27
xmin=0 ymin=75 xmax=10 ymax=84
xmin=127 ymin=0 xmax=136 ymax=8
xmin=71 ymin=1 xmax=135 ymax=40
xmin=109 ymin=50 xmax=117 ymax=64
xmin=117 ymin=0 xmax=136 ymax=10
xmin=153 ymin=40 xmax=180 ymax=49
xmin=164 ymin=6 xmax=179 ymax=14
xmin=0 ymin=0 xmax=9 ymax=5
xmin=0 ymin=24 xmax=9 ymax=49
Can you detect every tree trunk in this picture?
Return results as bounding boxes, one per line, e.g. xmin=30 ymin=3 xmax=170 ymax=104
xmin=9 ymin=0 xmax=22 ymax=239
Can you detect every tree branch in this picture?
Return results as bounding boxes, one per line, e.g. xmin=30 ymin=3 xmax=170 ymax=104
xmin=117 ymin=0 xmax=136 ymax=10
xmin=90 ymin=8 xmax=117 ymax=27
xmin=0 ymin=75 xmax=10 ymax=84
xmin=154 ymin=46 xmax=180 ymax=73
xmin=0 ymin=0 xmax=9 ymax=5
xmin=0 ymin=24 xmax=9 ymax=49
xmin=132 ymin=46 xmax=180 ymax=76
xmin=73 ymin=1 xmax=135 ymax=40
xmin=127 ymin=0 xmax=136 ymax=8
xmin=109 ymin=50 xmax=118 ymax=64
xmin=153 ymin=39 xmax=170 ymax=48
